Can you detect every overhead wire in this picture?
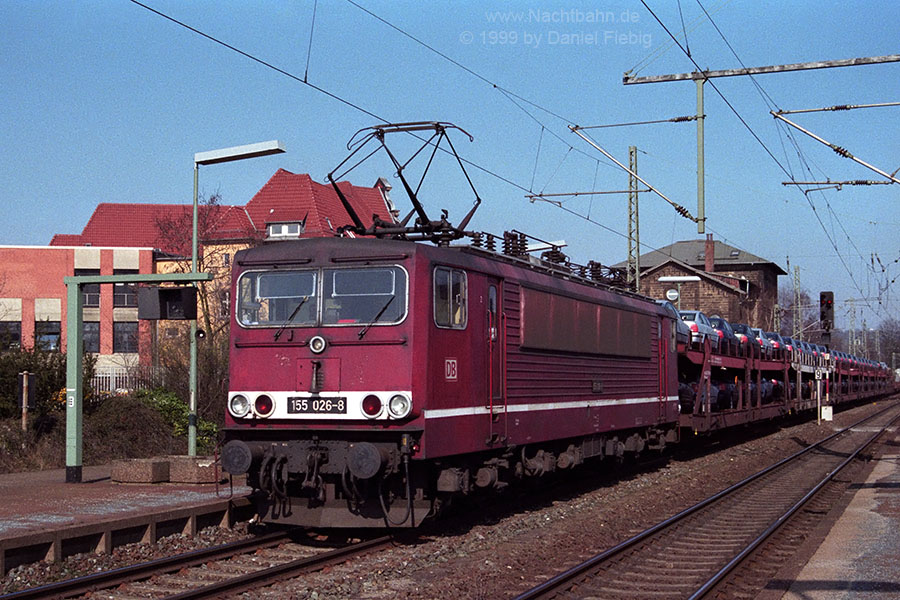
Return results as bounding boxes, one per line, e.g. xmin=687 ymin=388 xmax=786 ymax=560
xmin=695 ymin=1 xmax=888 ymax=281
xmin=343 ymin=0 xmax=738 ymax=235
xmin=644 ymin=0 xmax=881 ymax=314
xmin=128 ymin=0 xmax=538 ymax=198
xmin=128 ymin=0 xmax=384 ymax=121
xmin=698 ymin=0 xmax=886 ymax=314
xmin=304 ymin=0 xmax=318 ymax=82
xmin=627 ymin=0 xmax=732 ymax=77
xmin=131 ymin=0 xmax=889 ymax=306
xmin=129 ymin=0 xmax=664 ymax=258
xmin=342 ymin=0 xmax=623 ymax=175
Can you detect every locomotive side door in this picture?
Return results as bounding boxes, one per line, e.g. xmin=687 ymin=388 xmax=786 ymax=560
xmin=486 ymin=279 xmax=506 ymax=443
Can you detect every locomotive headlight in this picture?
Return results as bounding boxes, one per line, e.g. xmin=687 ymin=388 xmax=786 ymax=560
xmin=388 ymin=394 xmax=411 ymax=419
xmin=229 ymin=394 xmax=251 ymax=418
xmin=254 ymin=394 xmax=275 ymax=418
xmin=309 ymin=335 xmax=327 ymax=354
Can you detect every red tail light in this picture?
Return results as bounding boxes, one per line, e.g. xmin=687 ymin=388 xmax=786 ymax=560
xmin=362 ymin=394 xmax=382 ymax=418
xmin=254 ymin=394 xmax=274 ymax=417
xmin=689 ymin=323 xmax=698 ymax=332
xmin=716 ymin=330 xmax=724 ymax=338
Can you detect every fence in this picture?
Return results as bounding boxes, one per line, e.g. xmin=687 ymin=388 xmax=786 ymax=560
xmin=90 ymin=366 xmax=164 ymax=395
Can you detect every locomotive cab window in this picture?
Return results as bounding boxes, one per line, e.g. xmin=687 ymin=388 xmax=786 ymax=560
xmin=322 ymin=267 xmax=407 ymax=325
xmin=434 ymin=267 xmax=467 ymax=329
xmin=236 ymin=266 xmax=407 ymax=328
xmin=238 ymin=270 xmax=317 ymax=326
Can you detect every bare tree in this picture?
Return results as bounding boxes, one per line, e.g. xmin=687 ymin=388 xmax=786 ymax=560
xmin=152 ymin=193 xmax=261 ymax=427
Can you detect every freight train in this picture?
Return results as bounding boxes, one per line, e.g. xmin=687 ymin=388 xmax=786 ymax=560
xmin=220 ymin=123 xmax=893 ymax=527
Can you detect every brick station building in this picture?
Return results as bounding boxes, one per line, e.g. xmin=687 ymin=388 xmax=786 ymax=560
xmin=626 ymin=234 xmax=787 ymax=330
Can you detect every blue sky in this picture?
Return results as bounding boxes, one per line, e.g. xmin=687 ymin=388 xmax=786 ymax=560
xmin=2 ymin=1 xmax=898 ymax=329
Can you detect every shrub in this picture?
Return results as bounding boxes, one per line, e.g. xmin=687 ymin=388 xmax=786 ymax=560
xmin=132 ymin=388 xmax=218 ymax=453
xmin=0 ymin=349 xmax=96 ymax=418
xmin=83 ymin=395 xmax=184 ymax=463
xmin=0 ymin=392 xmax=184 ymax=474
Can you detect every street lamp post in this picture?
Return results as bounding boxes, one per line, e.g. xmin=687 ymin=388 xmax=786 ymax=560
xmin=189 ymin=141 xmax=285 ymax=455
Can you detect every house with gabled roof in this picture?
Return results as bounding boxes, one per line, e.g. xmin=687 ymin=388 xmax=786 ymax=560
xmin=50 ymin=169 xmax=394 ymax=251
xmin=618 ymin=234 xmax=787 ymax=329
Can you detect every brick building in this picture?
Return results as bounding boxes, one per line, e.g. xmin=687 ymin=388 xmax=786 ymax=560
xmin=626 ymin=235 xmax=786 ymax=329
xmin=0 ymin=246 xmax=155 ymax=371
xmin=0 ymin=169 xmax=394 ymax=382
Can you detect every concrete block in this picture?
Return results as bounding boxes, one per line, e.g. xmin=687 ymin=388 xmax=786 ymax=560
xmin=111 ymin=459 xmax=169 ymax=483
xmin=168 ymin=456 xmax=219 ymax=484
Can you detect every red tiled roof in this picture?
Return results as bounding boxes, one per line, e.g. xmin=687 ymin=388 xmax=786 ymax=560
xmin=244 ymin=169 xmax=392 ymax=237
xmin=50 ymin=204 xmax=193 ymax=253
xmin=49 ymin=170 xmax=391 ymax=251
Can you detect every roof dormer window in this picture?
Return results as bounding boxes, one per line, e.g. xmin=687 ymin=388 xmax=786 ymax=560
xmin=266 ymin=222 xmax=303 ymax=240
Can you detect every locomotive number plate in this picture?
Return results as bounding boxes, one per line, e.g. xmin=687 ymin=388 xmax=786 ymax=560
xmin=287 ymin=397 xmax=347 ymax=414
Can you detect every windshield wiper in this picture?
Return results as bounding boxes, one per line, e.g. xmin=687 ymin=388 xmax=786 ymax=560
xmin=358 ymin=296 xmax=395 ymax=339
xmin=274 ymin=296 xmax=309 ymax=341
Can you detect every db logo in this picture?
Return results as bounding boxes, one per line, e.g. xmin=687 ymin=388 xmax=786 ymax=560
xmin=445 ymin=358 xmax=458 ymax=381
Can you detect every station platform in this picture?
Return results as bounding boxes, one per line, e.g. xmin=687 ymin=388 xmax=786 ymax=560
xmin=765 ymin=423 xmax=900 ymax=599
xmin=0 ymin=464 xmax=251 ymax=573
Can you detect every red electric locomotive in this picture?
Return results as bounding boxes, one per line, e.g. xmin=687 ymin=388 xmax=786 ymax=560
xmin=221 ymin=236 xmax=680 ymax=527
xmin=221 ymin=123 xmax=681 ymax=527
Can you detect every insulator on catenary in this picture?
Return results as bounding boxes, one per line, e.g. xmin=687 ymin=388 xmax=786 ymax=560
xmin=830 ymin=145 xmax=851 ymax=158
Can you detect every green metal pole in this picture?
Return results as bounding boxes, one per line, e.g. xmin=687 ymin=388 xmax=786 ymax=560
xmin=65 ymin=281 xmax=84 ymax=483
xmin=189 ymin=163 xmax=199 ymax=456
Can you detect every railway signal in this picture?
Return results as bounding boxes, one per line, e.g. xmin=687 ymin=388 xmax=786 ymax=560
xmin=820 ymin=291 xmax=834 ymax=331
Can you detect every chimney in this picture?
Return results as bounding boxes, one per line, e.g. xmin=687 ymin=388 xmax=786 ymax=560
xmin=704 ymin=233 xmax=714 ymax=273
xmin=375 ymin=177 xmax=399 ymax=221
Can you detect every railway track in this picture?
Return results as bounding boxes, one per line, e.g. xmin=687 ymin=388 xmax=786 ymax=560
xmin=1 ymin=530 xmax=395 ymax=600
xmin=515 ymin=401 xmax=900 ymax=600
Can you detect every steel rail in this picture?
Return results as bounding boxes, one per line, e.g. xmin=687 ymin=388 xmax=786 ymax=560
xmin=514 ymin=400 xmax=900 ymax=600
xmin=690 ymin=408 xmax=900 ymax=599
xmin=161 ymin=534 xmax=395 ymax=599
xmin=0 ymin=531 xmax=293 ymax=600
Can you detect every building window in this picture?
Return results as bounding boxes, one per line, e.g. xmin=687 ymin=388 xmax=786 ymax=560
xmin=83 ymin=322 xmax=100 ymax=353
xmin=113 ymin=322 xmax=138 ymax=353
xmin=217 ymin=288 xmax=230 ymax=318
xmin=434 ymin=267 xmax=467 ymax=329
xmin=266 ymin=222 xmax=303 ymax=239
xmin=35 ymin=321 xmax=61 ymax=351
xmin=75 ymin=269 xmax=101 ymax=307
xmin=0 ymin=322 xmax=21 ymax=351
xmin=113 ymin=270 xmax=139 ymax=307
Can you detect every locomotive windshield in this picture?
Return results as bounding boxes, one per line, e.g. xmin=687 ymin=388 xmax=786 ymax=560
xmin=237 ymin=266 xmax=407 ymax=328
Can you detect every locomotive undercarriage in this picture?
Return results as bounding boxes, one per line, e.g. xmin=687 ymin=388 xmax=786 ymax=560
xmin=222 ymin=424 xmax=677 ymax=528
xmin=222 ymin=432 xmax=433 ymax=528
xmin=434 ymin=426 xmax=677 ymax=497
